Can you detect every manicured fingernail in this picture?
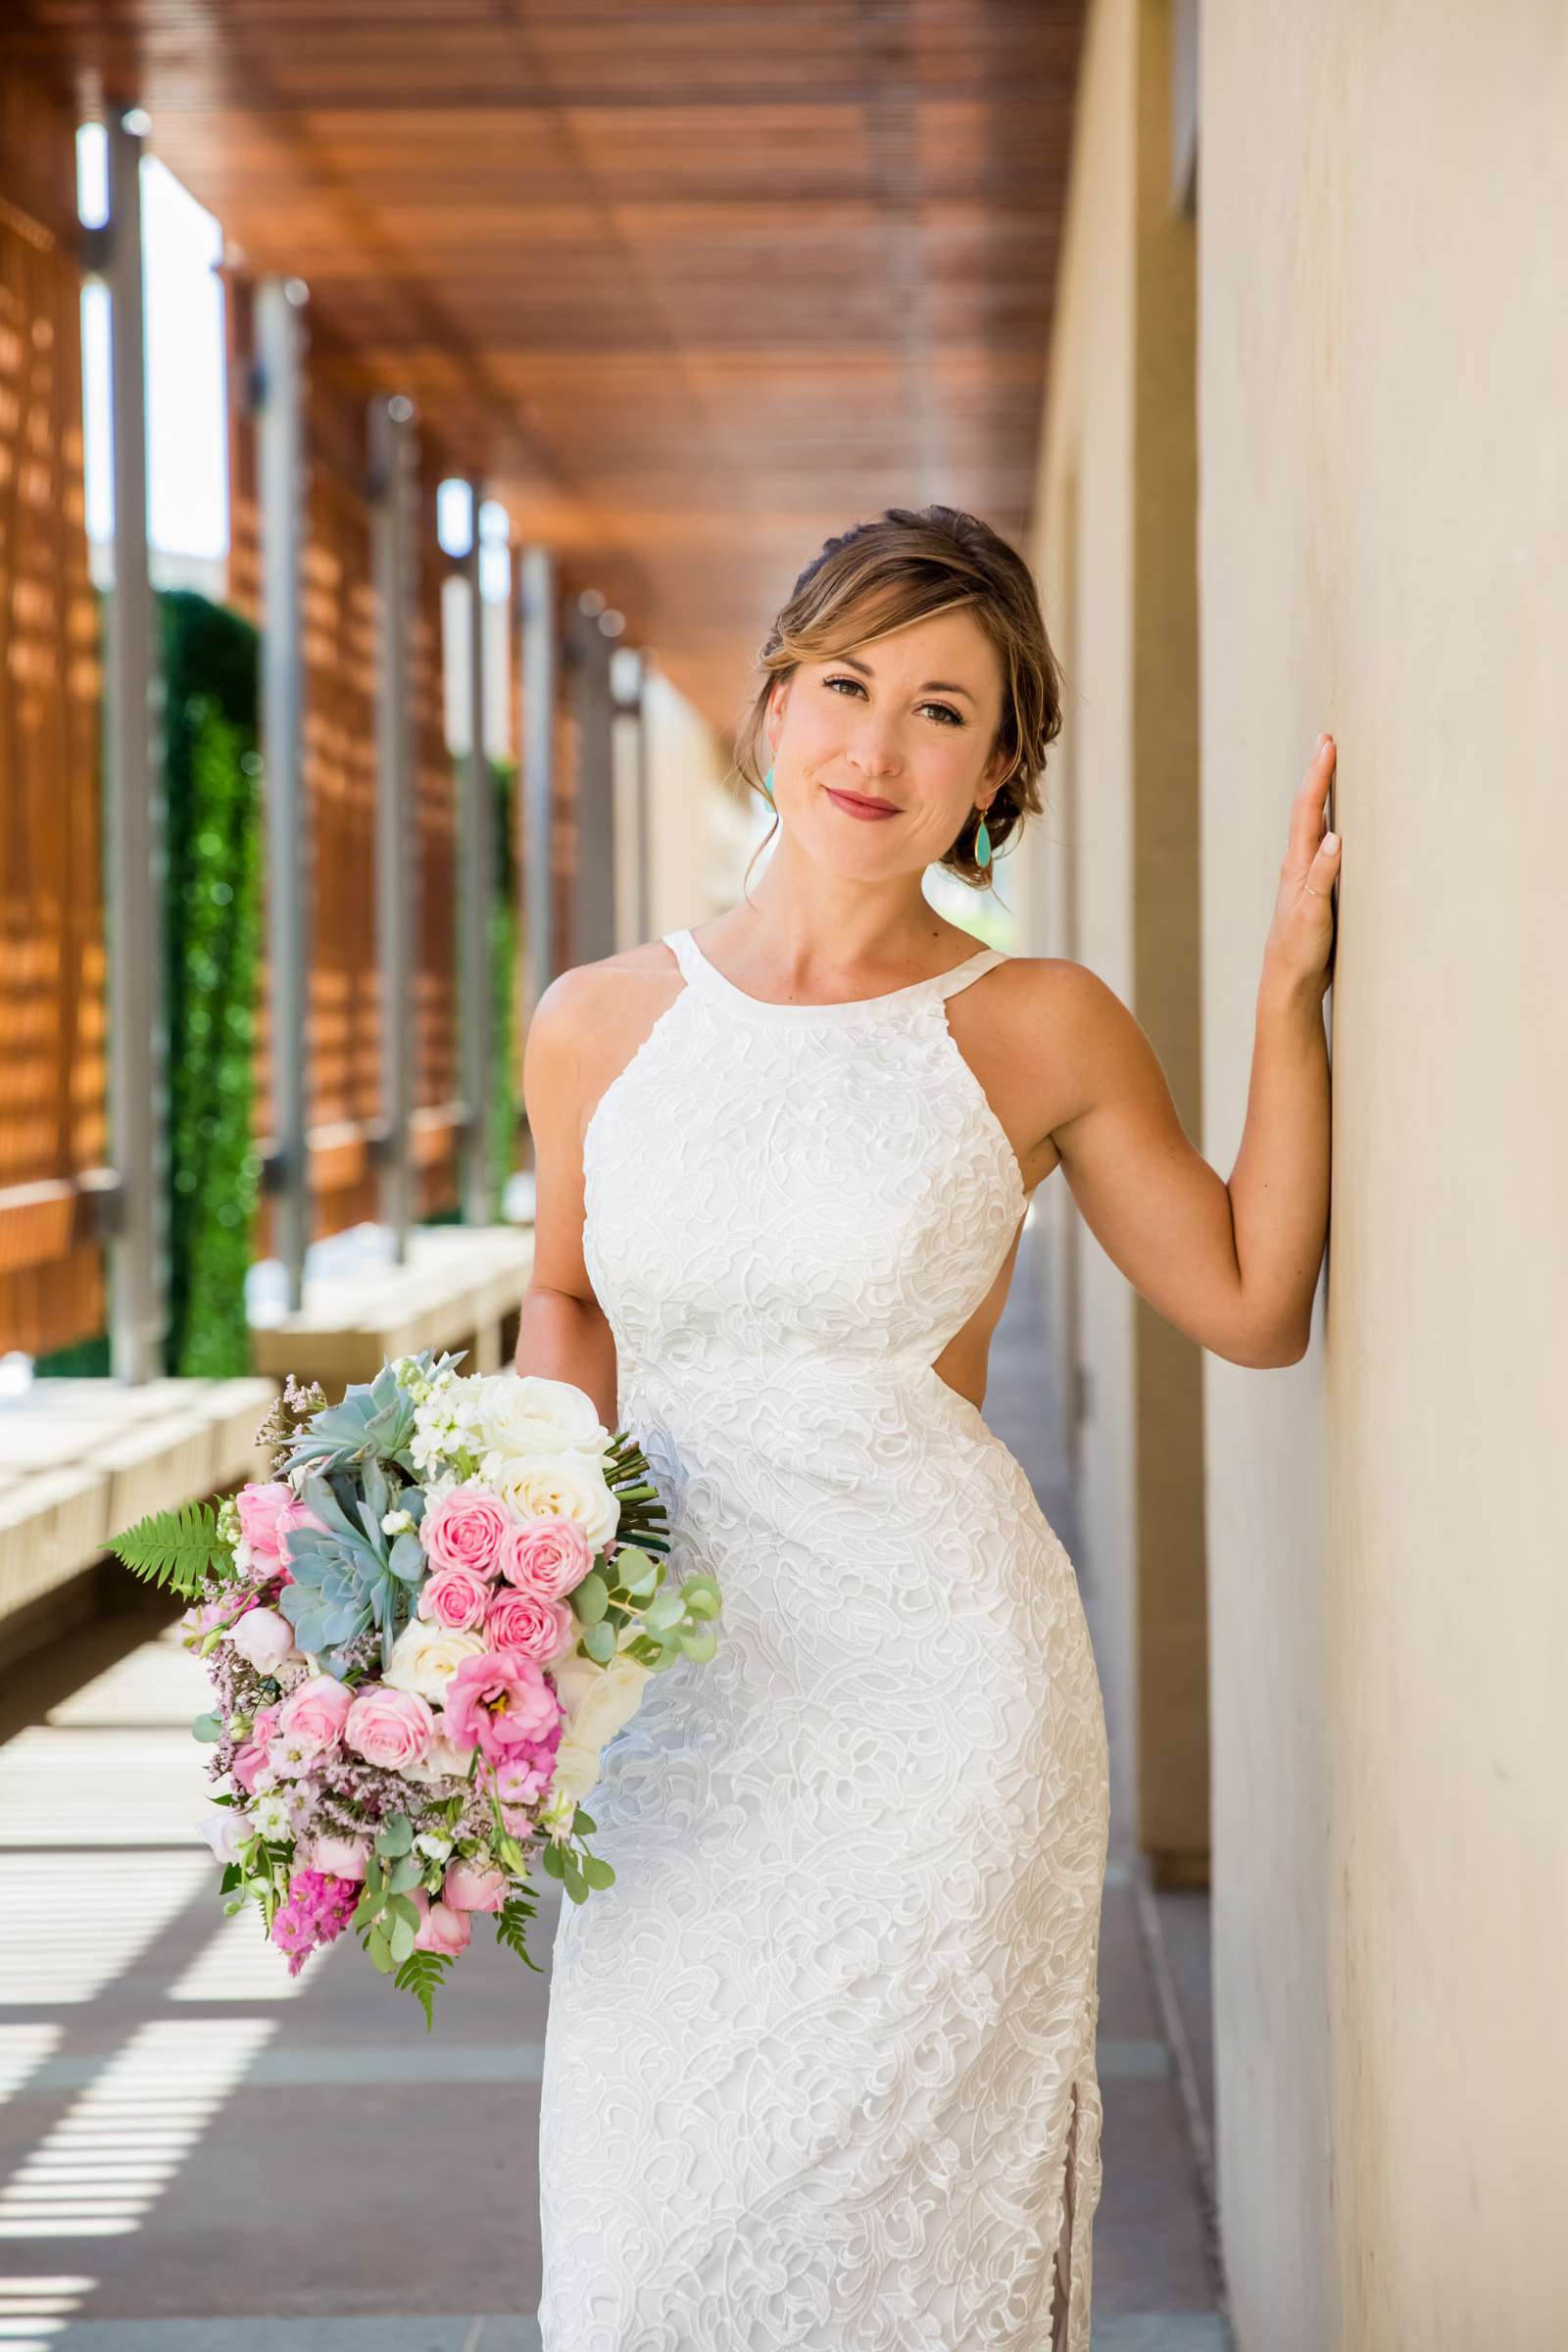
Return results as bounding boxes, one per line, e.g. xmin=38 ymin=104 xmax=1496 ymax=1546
xmin=1323 ymin=830 xmax=1340 ymax=853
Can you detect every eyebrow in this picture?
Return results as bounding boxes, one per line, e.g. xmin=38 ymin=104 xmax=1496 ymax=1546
xmin=835 ymin=654 xmax=977 ymax=702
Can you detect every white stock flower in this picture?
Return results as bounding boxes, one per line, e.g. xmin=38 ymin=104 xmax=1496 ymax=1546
xmin=470 ymin=1372 xmax=610 ymax=1464
xmin=382 ymin=1619 xmax=488 ymax=1704
xmin=251 ymin=1789 xmax=304 ymax=1842
xmin=480 ymin=1449 xmax=620 ymax=1549
xmin=380 ymin=1507 xmax=416 ymax=1538
xmin=414 ymin=1832 xmax=454 ymax=1863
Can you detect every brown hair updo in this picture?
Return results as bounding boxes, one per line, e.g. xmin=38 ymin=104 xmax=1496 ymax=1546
xmin=733 ymin=505 xmax=1063 ymax=890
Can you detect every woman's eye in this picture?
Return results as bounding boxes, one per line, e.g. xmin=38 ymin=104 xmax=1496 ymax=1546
xmin=822 ymin=676 xmax=963 ymax=727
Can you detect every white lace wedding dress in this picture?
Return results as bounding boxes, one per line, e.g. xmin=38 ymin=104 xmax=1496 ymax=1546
xmin=536 ymin=926 xmax=1111 ymax=2350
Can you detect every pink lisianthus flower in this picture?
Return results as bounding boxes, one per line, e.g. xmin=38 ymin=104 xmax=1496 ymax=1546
xmin=411 ymin=1887 xmax=472 ymax=1956
xmin=497 ymin=1514 xmax=594 ymax=1600
xmin=484 ymin=1740 xmax=560 ymax=1815
xmin=343 ymin=1684 xmax=435 ymax=1772
xmin=417 ymin=1561 xmax=493 ymax=1633
xmin=276 ymin=1674 xmax=354 ymax=1758
xmin=303 ymin=1832 xmax=371 ymax=1881
xmin=442 ymin=1647 xmax=563 ymax=1765
xmin=484 ymin=1587 xmax=577 ymax=1662
xmin=421 ymin=1485 xmax=512 ymax=1580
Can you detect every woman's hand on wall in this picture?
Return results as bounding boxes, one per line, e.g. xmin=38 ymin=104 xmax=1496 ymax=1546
xmin=1262 ymin=736 xmax=1341 ymax=1003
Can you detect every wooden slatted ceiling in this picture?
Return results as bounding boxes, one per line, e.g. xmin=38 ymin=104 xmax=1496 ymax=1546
xmin=5 ymin=0 xmax=1082 ymax=734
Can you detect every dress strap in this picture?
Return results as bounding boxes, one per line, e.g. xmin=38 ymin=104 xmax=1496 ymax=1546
xmin=932 ymin=946 xmax=1009 ymax=1000
xmin=661 ymin=929 xmax=703 ymax=985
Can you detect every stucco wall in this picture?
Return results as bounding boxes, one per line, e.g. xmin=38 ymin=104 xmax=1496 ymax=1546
xmin=1200 ymin=5 xmax=1568 ymax=2344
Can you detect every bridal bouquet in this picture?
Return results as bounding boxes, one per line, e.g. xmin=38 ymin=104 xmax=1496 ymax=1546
xmin=109 ymin=1350 xmax=720 ymax=2023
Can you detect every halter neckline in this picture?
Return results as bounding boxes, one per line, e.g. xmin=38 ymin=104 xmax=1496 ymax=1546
xmin=662 ymin=926 xmax=1008 ymax=1023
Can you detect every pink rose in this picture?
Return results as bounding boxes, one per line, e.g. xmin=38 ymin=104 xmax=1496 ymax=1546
xmin=343 ymin=1685 xmax=434 ymax=1772
xmin=443 ymin=1858 xmax=508 ymax=1913
xmin=227 ymin=1605 xmax=297 ymax=1673
xmin=236 ymin=1482 xmax=295 ymax=1567
xmin=442 ymin=1647 xmax=563 ymax=1764
xmin=276 ymin=1674 xmax=353 ymax=1757
xmin=417 ymin=1561 xmax=493 ymax=1633
xmin=272 ymin=1497 xmax=329 ymax=1589
xmin=497 ymin=1514 xmax=594 ymax=1600
xmin=412 ymin=1888 xmax=472 ymax=1956
xmin=229 ymin=1701 xmax=282 ymax=1795
xmin=303 ymin=1833 xmax=371 ymax=1881
xmin=421 ymin=1485 xmax=512 ymax=1580
xmin=484 ymin=1587 xmax=577 ymax=1662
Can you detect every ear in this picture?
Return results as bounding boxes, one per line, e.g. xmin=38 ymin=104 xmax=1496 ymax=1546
xmin=981 ymin=737 xmax=1012 ymax=801
xmin=763 ymin=678 xmax=791 ymax=760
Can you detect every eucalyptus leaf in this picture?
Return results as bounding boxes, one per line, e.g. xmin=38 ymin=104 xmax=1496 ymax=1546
xmin=581 ymin=1854 xmax=615 ymax=1889
xmin=582 ymin=1621 xmax=616 ymax=1664
xmin=678 ymin=1625 xmax=718 ymax=1663
xmin=642 ymin=1592 xmax=685 ymax=1632
xmin=376 ymin=1814 xmax=414 ymax=1859
xmin=570 ymin=1572 xmax=609 ymax=1626
xmin=191 ymin=1711 xmax=223 ymax=1742
xmin=388 ymin=1856 xmax=424 ymax=1894
xmin=387 ymin=1911 xmax=416 ymax=1966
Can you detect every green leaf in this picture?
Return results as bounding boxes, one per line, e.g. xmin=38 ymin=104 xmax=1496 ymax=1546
xmin=349 ymin=1889 xmax=382 ymax=1933
xmin=387 ymin=1856 xmax=424 ymax=1894
xmin=612 ymin=1547 xmax=657 ymax=1595
xmin=220 ymin=1862 xmax=242 ymax=1894
xmin=562 ymin=1862 xmax=589 ymax=1904
xmin=385 ymin=1893 xmax=420 ymax=1930
xmin=540 ymin=1840 xmax=565 ymax=1880
xmin=191 ymin=1711 xmax=224 ymax=1742
xmin=582 ymin=1621 xmax=616 ymax=1663
xmin=387 ymin=1910 xmax=416 ymax=1966
xmin=677 ymin=1624 xmax=718 ymax=1662
xmin=642 ymin=1592 xmax=684 ymax=1631
xmin=375 ymin=1813 xmax=414 ymax=1859
xmin=109 ymin=1497 xmax=227 ymax=1596
xmin=570 ymin=1572 xmax=609 ymax=1626
xmin=571 ymin=1806 xmax=597 ymax=1835
xmin=367 ymin=1926 xmax=396 ymax=1975
xmin=581 ymin=1853 xmax=616 ymax=1889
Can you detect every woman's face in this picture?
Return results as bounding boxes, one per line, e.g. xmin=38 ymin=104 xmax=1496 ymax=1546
xmin=762 ymin=607 xmax=1008 ymax=876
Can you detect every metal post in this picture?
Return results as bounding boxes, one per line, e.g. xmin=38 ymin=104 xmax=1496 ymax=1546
xmin=458 ymin=483 xmax=493 ymax=1224
xmin=611 ymin=645 xmax=651 ymax=948
xmin=571 ymin=593 xmax=616 ymax=965
xmin=370 ymin=395 xmax=418 ymax=1260
xmin=101 ymin=111 xmax=166 ymax=1383
xmin=256 ymin=278 xmax=311 ymax=1309
xmin=518 ymin=545 xmax=558 ymax=1017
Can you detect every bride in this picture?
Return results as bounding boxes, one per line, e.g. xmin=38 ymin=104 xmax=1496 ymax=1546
xmin=517 ymin=504 xmax=1338 ymax=2350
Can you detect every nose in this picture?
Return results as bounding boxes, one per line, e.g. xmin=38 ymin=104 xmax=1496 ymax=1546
xmin=844 ymin=715 xmax=903 ymax=783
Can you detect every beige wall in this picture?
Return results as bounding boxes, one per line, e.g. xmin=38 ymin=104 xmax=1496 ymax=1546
xmin=1021 ymin=0 xmax=1209 ymax=1875
xmin=1199 ymin=5 xmax=1568 ymax=2347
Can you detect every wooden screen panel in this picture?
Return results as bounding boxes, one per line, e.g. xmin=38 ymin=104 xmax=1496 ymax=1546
xmin=0 ymin=74 xmax=106 ymax=1358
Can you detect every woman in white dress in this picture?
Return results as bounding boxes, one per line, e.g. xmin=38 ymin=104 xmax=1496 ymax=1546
xmin=520 ymin=505 xmax=1339 ymax=2350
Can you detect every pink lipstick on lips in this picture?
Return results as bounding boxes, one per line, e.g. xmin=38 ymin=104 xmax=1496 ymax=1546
xmin=824 ymin=786 xmax=902 ymax=821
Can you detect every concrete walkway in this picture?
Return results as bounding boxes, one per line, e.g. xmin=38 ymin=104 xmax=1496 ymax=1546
xmin=0 ymin=1208 xmax=1229 ymax=2349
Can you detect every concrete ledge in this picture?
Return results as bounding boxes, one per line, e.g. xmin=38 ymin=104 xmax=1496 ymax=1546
xmin=0 ymin=1376 xmax=279 ymax=1642
xmin=248 ymin=1224 xmax=535 ymax=1393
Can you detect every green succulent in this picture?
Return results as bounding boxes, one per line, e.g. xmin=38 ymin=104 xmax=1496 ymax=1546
xmin=281 ymin=1347 xmax=467 ymax=1481
xmin=275 ymin=1464 xmax=426 ymax=1676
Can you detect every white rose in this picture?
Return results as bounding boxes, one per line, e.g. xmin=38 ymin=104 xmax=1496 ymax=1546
xmin=550 ymin=1650 xmax=652 ymax=1763
xmin=226 ymin=1606 xmax=299 ymax=1674
xmin=196 ymin=1808 xmax=255 ymax=1863
xmin=403 ymin=1730 xmax=472 ymax=1788
xmin=471 ymin=1372 xmax=610 ymax=1464
xmin=481 ymin=1449 xmax=620 ymax=1549
xmin=382 ymin=1620 xmax=488 ymax=1703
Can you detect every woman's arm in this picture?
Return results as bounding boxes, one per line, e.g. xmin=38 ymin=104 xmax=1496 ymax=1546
xmin=514 ymin=967 xmax=621 ymax=1427
xmin=1046 ymin=736 xmax=1342 ymax=1369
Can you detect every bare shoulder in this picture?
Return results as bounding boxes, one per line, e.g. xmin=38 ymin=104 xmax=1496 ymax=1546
xmin=522 ymin=941 xmax=685 ymax=1122
xmin=983 ymin=955 xmax=1150 ymax=1137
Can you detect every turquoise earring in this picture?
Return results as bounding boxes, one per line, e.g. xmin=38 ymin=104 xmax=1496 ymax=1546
xmin=762 ymin=763 xmax=776 ymax=809
xmin=975 ymin=808 xmax=993 ymax=870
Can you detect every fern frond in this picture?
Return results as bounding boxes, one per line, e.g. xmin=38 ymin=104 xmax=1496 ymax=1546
xmin=109 ymin=1497 xmax=227 ymax=1596
xmin=393 ymin=1946 xmax=451 ymax=2031
xmin=493 ymin=1891 xmax=543 ymax=1972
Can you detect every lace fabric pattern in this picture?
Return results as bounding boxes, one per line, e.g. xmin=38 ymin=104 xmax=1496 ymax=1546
xmin=536 ymin=930 xmax=1111 ymax=2351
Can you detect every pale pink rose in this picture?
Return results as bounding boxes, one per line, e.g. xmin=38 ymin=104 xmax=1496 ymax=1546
xmin=343 ymin=1684 xmax=434 ymax=1772
xmin=303 ymin=1832 xmax=371 ymax=1881
xmin=412 ymin=1889 xmax=472 ymax=1956
xmin=276 ymin=1674 xmax=354 ymax=1757
xmin=417 ymin=1561 xmax=493 ymax=1633
xmin=443 ymin=1858 xmax=508 ymax=1913
xmin=227 ymin=1605 xmax=297 ymax=1673
xmin=497 ymin=1514 xmax=594 ymax=1600
xmin=196 ymin=1807 xmax=255 ymax=1863
xmin=272 ymin=1497 xmax=329 ymax=1589
xmin=236 ymin=1481 xmax=295 ymax=1566
xmin=421 ymin=1485 xmax=512 ymax=1580
xmin=229 ymin=1701 xmax=282 ymax=1795
xmin=484 ymin=1587 xmax=577 ymax=1662
xmin=442 ymin=1647 xmax=563 ymax=1763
